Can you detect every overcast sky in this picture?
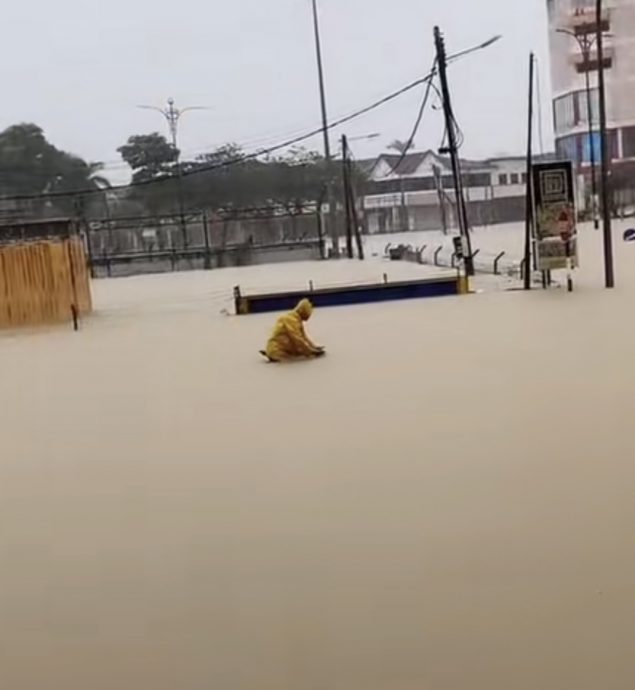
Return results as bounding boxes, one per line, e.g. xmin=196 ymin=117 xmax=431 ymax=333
xmin=2 ymin=0 xmax=553 ymax=181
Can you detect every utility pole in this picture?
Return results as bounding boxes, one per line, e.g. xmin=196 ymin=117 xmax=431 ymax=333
xmin=557 ymin=28 xmax=600 ymax=229
xmin=311 ymin=0 xmax=338 ymax=257
xmin=432 ymin=165 xmax=449 ymax=235
xmin=138 ymin=98 xmax=205 ymax=249
xmin=340 ymin=134 xmax=377 ymax=259
xmin=341 ymin=135 xmax=354 ymax=259
xmin=596 ymin=0 xmax=614 ymax=288
xmin=434 ymin=26 xmax=474 ymax=276
xmin=524 ymin=53 xmax=535 ymax=291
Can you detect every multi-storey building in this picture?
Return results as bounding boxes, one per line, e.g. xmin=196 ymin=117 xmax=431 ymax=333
xmin=546 ymin=0 xmax=635 ymax=208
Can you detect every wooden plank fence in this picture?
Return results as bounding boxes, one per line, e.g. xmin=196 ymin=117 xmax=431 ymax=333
xmin=0 ymin=238 xmax=92 ymax=328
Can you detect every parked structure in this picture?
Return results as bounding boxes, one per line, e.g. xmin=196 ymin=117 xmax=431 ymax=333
xmin=360 ymin=150 xmax=553 ymax=234
xmin=546 ymin=0 xmax=635 ymax=211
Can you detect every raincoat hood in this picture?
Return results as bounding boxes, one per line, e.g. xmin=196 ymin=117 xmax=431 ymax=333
xmin=295 ymin=299 xmax=313 ymax=321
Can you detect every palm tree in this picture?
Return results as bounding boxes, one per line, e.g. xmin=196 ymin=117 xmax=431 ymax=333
xmin=388 ymin=139 xmax=415 ymax=156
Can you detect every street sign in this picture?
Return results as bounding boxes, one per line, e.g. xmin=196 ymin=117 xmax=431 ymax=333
xmin=452 ymin=235 xmax=466 ymax=260
xmin=532 ymin=161 xmax=579 ymax=272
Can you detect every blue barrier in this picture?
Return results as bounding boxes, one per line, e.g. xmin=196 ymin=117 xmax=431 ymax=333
xmin=234 ymin=275 xmax=468 ymax=315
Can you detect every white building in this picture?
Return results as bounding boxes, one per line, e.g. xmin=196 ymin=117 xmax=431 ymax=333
xmin=546 ymin=0 xmax=635 ymax=206
xmin=360 ymin=151 xmax=547 ymax=234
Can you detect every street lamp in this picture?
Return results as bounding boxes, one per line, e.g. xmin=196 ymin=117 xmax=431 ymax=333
xmin=557 ymin=28 xmax=600 ymax=229
xmin=311 ymin=0 xmax=339 ymax=256
xmin=138 ymin=98 xmax=206 ymax=247
xmin=447 ymin=34 xmax=503 ymax=63
xmin=336 ymin=132 xmax=381 ymax=155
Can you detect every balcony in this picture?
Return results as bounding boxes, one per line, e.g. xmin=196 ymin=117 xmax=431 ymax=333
xmin=570 ymin=43 xmax=615 ymax=73
xmin=568 ymin=6 xmax=610 ymax=36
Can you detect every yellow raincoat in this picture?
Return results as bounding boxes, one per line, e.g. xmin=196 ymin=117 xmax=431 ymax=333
xmin=263 ymin=299 xmax=323 ymax=362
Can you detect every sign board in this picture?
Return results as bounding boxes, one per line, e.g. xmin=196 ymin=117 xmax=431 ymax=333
xmin=532 ymin=161 xmax=578 ymax=272
xmin=452 ymin=235 xmax=465 ymax=260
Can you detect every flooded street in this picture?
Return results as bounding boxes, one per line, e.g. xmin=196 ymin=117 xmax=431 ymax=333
xmin=2 ymin=226 xmax=635 ymax=689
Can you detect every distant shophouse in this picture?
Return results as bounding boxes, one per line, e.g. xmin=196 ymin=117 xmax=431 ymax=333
xmin=360 ymin=150 xmax=553 ymax=234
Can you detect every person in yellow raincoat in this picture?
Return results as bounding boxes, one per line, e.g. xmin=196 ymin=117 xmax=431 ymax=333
xmin=260 ymin=298 xmax=325 ymax=362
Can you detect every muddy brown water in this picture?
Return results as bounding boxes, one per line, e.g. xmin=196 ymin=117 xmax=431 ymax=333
xmin=2 ymin=228 xmax=635 ymax=689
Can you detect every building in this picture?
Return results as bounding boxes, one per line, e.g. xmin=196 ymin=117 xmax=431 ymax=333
xmin=546 ymin=0 xmax=635 ymax=209
xmin=360 ymin=151 xmax=551 ymax=234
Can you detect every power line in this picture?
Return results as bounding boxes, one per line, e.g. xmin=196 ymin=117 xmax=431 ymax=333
xmin=0 ymin=70 xmax=436 ymax=205
xmin=391 ymin=58 xmax=438 ymax=172
xmin=96 ymin=111 xmax=332 ymax=168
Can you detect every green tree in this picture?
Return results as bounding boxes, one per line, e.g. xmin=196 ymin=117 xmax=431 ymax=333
xmin=181 ymin=144 xmax=332 ymax=211
xmin=117 ymin=133 xmax=178 ymax=184
xmin=117 ymin=133 xmax=180 ymax=216
xmin=0 ymin=123 xmax=111 ymax=215
xmin=116 ymin=135 xmax=346 ymax=220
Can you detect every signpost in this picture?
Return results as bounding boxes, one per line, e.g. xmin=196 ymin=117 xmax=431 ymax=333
xmin=532 ymin=161 xmax=578 ymax=291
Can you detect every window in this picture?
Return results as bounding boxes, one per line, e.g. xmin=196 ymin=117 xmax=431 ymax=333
xmin=510 ymin=173 xmax=520 ymax=185
xmin=623 ymin=127 xmax=635 ymax=159
xmin=554 ymin=89 xmax=601 ymax=134
xmin=581 ymin=132 xmax=601 ymax=163
xmin=554 ymin=94 xmax=576 ymax=134
xmin=578 ymin=88 xmax=600 ymax=125
xmin=464 ymin=173 xmax=492 ymax=188
xmin=521 ymin=173 xmax=528 ymax=184
xmin=498 ymin=174 xmax=508 ymax=186
xmin=556 ymin=135 xmax=580 ymax=164
xmin=368 ymin=177 xmax=436 ymax=195
xmin=556 ymin=130 xmax=619 ymax=166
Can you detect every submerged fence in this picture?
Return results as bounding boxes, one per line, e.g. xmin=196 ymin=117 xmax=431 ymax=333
xmin=0 ymin=237 xmax=92 ymax=328
xmin=384 ymin=242 xmax=523 ymax=278
xmin=84 ymin=207 xmax=325 ymax=278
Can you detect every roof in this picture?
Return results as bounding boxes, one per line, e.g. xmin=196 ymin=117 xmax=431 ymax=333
xmin=356 ymin=149 xmax=559 ymax=181
xmin=354 ymin=158 xmax=380 ymax=176
xmin=380 ymin=152 xmax=430 ymax=176
xmin=373 ymin=150 xmax=496 ymax=178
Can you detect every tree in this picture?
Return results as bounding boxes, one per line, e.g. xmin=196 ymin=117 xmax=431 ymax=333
xmin=388 ymin=139 xmax=415 ymax=156
xmin=0 ymin=123 xmax=111 ymax=215
xmin=117 ymin=133 xmax=180 ymax=216
xmin=116 ymin=135 xmax=341 ymax=219
xmin=181 ymin=144 xmax=332 ymax=212
xmin=117 ymin=133 xmax=178 ymax=184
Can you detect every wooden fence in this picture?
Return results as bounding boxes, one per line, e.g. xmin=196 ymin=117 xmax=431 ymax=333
xmin=0 ymin=238 xmax=92 ymax=328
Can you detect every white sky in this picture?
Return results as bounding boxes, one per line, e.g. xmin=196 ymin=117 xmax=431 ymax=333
xmin=2 ymin=0 xmax=554 ymax=182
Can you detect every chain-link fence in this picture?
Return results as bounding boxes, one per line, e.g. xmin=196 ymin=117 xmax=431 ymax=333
xmin=84 ymin=207 xmax=325 ymax=278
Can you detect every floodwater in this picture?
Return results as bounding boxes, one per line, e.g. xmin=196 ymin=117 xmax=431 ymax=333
xmin=1 ymin=224 xmax=635 ymax=689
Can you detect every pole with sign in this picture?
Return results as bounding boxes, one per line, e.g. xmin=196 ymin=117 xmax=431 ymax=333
xmin=531 ymin=161 xmax=578 ymax=291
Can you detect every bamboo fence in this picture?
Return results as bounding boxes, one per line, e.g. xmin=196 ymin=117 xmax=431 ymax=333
xmin=0 ymin=237 xmax=92 ymax=328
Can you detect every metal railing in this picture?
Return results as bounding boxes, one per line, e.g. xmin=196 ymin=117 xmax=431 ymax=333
xmin=384 ymin=242 xmax=523 ymax=278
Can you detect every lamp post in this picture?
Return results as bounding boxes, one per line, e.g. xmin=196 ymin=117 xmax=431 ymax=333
xmin=446 ymin=34 xmax=503 ymax=63
xmin=138 ymin=98 xmax=205 ymax=247
xmin=557 ymin=28 xmax=600 ymax=229
xmin=311 ymin=0 xmax=339 ymax=256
